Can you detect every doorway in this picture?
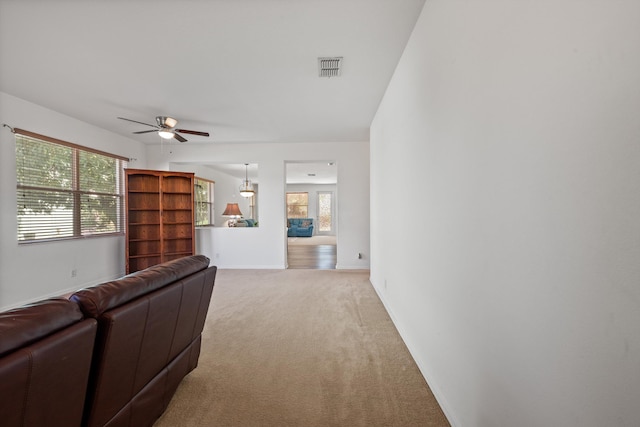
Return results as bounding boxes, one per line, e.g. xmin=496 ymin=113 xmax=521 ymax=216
xmin=285 ymin=161 xmax=337 ymax=269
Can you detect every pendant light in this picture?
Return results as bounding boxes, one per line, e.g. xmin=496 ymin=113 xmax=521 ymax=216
xmin=239 ymin=163 xmax=255 ymax=198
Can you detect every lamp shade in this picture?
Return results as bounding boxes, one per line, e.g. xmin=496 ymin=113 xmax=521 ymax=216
xmin=222 ymin=203 xmax=243 ymax=218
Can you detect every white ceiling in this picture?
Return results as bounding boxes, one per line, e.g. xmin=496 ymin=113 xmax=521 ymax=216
xmin=0 ymin=0 xmax=425 ymax=145
xmin=183 ymin=161 xmax=337 ymax=185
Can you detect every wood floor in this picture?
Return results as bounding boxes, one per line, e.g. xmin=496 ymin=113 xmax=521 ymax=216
xmin=287 ymin=244 xmax=337 ymax=269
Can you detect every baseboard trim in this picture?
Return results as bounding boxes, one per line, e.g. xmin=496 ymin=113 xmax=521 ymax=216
xmin=335 ymin=264 xmax=370 ymax=270
xmin=216 ymin=264 xmax=286 ymax=270
xmin=369 ymin=279 xmax=461 ymax=427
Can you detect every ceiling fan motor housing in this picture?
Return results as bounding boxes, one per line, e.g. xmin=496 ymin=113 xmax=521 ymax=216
xmin=157 ymin=116 xmax=177 ymax=128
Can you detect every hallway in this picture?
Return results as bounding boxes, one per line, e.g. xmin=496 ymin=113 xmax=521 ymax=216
xmin=287 ymin=236 xmax=337 ymax=269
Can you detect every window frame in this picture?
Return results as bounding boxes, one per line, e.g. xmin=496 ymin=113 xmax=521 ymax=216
xmin=286 ymin=192 xmax=309 ymax=218
xmin=14 ymin=128 xmax=128 ymax=243
xmin=194 ymin=177 xmax=215 ymax=227
xmin=316 ymin=191 xmax=334 ymax=234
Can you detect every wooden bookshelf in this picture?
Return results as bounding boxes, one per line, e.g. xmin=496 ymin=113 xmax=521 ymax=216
xmin=125 ymin=169 xmax=195 ymax=273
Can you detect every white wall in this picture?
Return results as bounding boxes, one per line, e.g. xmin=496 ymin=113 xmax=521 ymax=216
xmin=147 ymin=141 xmax=369 ymax=270
xmin=182 ymin=163 xmax=256 ymax=227
xmin=371 ymin=2 xmax=640 ymax=427
xmin=0 ymin=92 xmax=147 ymax=310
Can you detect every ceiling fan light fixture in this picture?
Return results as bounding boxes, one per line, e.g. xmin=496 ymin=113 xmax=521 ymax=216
xmin=158 ymin=129 xmax=174 ymax=139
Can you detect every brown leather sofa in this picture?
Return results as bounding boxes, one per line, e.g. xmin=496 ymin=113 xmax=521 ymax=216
xmin=71 ymin=255 xmax=217 ymax=427
xmin=0 ymin=255 xmax=216 ymax=427
xmin=0 ymin=298 xmax=98 ymax=427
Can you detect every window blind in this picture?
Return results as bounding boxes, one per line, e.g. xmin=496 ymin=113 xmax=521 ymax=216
xmin=15 ymin=130 xmax=128 ymax=242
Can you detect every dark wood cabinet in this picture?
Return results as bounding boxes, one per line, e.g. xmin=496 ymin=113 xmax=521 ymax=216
xmin=125 ymin=169 xmax=195 ymax=273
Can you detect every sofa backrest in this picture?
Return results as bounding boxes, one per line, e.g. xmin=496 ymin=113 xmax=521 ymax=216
xmin=0 ymin=298 xmax=97 ymax=427
xmin=288 ymin=218 xmax=313 ymax=227
xmin=71 ymin=255 xmax=216 ymax=427
xmin=71 ymin=254 xmax=211 ymax=318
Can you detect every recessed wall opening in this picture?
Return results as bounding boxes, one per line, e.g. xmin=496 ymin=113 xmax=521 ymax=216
xmin=285 ymin=161 xmax=337 ymax=269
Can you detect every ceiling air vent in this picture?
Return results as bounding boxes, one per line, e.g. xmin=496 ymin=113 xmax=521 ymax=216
xmin=318 ymin=57 xmax=343 ymax=78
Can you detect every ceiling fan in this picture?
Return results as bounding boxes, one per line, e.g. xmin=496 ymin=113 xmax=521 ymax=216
xmin=117 ymin=116 xmax=209 ymax=142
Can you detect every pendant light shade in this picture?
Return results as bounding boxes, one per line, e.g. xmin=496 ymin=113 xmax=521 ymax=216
xmin=158 ymin=129 xmax=174 ymax=139
xmin=239 ymin=163 xmax=255 ymax=198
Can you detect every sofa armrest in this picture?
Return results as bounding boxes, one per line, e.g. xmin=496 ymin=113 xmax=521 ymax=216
xmin=0 ymin=299 xmax=97 ymax=427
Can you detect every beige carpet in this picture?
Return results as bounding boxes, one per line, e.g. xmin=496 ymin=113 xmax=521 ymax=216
xmin=288 ymin=235 xmax=337 ymax=246
xmin=154 ymin=269 xmax=449 ymax=427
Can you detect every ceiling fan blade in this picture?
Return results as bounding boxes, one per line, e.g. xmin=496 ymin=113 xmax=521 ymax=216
xmin=174 ymin=133 xmax=188 ymax=143
xmin=117 ymin=117 xmax=157 ymax=128
xmin=175 ymin=129 xmax=210 ymax=137
xmin=132 ymin=129 xmax=158 ymax=134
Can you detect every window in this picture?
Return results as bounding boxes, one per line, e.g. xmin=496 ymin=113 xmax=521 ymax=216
xmin=317 ymin=191 xmax=333 ymax=233
xmin=195 ymin=177 xmax=214 ymax=226
xmin=15 ymin=129 xmax=128 ymax=243
xmin=286 ymin=192 xmax=308 ymax=218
